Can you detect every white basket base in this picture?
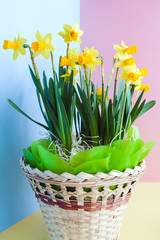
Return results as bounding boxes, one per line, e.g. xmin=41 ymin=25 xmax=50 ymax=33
xmin=39 ymin=200 xmax=127 ymax=240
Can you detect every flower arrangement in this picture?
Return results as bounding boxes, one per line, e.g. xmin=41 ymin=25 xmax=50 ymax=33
xmin=3 ymin=23 xmax=156 ymax=175
xmin=3 ymin=23 xmax=157 ymax=240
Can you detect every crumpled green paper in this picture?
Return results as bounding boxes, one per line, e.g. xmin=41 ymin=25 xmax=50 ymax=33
xmin=23 ymin=127 xmax=156 ymax=175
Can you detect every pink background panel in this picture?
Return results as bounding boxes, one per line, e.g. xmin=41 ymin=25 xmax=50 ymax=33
xmin=81 ymin=0 xmax=160 ymax=181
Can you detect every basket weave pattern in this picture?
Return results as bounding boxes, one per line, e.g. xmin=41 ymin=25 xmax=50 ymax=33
xmin=20 ymin=158 xmax=145 ymax=240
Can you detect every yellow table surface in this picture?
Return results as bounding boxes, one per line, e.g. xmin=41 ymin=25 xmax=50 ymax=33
xmin=1 ymin=183 xmax=160 ymax=240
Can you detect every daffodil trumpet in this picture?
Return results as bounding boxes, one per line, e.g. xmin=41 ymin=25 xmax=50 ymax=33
xmin=3 ymin=33 xmax=27 ymax=60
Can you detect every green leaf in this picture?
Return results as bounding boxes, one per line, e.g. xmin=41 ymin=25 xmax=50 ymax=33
xmin=8 ymin=99 xmax=49 ymax=130
xmin=115 ymin=91 xmax=124 ymax=135
xmin=117 ymin=80 xmax=125 ymax=102
xmin=49 ymin=77 xmax=56 ymax=114
xmin=58 ymin=57 xmax=64 ymax=87
xmin=43 ymin=92 xmax=61 ymax=137
xmin=29 ymin=65 xmax=43 ymax=94
xmin=57 ymin=90 xmax=72 ymax=151
xmin=43 ymin=71 xmax=51 ymax=104
xmin=104 ymin=97 xmax=109 ymax=144
xmin=70 ymin=93 xmax=76 ymax=131
xmin=74 ymin=87 xmax=89 ymax=129
xmin=137 ymin=100 xmax=156 ymax=118
xmin=77 ymin=84 xmax=98 ymax=137
xmin=66 ymin=71 xmax=74 ymax=119
xmin=36 ymin=90 xmax=50 ymax=128
xmin=131 ymin=99 xmax=146 ymax=124
xmin=130 ymin=90 xmax=144 ymax=119
xmin=54 ymin=81 xmax=72 ymax=151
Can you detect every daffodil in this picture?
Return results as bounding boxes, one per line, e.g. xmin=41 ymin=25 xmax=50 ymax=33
xmin=119 ymin=64 xmax=148 ymax=86
xmin=78 ymin=47 xmax=101 ymax=71
xmin=114 ymin=41 xmax=138 ymax=60
xmin=3 ymin=33 xmax=27 ymax=60
xmin=31 ymin=31 xmax=55 ymax=59
xmin=60 ymin=48 xmax=79 ymax=70
xmin=135 ymin=84 xmax=150 ymax=93
xmin=61 ymin=68 xmax=79 ymax=84
xmin=116 ymin=56 xmax=136 ymax=68
xmin=58 ymin=23 xmax=84 ymax=44
xmin=91 ymin=88 xmax=110 ymax=102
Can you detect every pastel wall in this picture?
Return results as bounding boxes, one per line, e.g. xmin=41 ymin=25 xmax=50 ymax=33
xmin=81 ymin=0 xmax=160 ymax=181
xmin=0 ymin=0 xmax=80 ymax=232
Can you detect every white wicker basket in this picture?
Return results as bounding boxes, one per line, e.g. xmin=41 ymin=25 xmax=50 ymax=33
xmin=20 ymin=157 xmax=145 ymax=240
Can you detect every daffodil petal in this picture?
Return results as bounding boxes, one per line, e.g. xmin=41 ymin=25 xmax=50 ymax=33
xmin=84 ymin=47 xmax=89 ymax=53
xmin=33 ymin=51 xmax=40 ymax=57
xmin=58 ymin=32 xmax=66 ymax=37
xmin=64 ymin=36 xmax=72 ymax=43
xmin=47 ymin=43 xmax=55 ymax=51
xmin=116 ymin=61 xmax=124 ymax=68
xmin=13 ymin=50 xmax=19 ymax=60
xmin=77 ymin=30 xmax=84 ymax=36
xmin=41 ymin=49 xmax=50 ymax=59
xmin=121 ymin=40 xmax=128 ymax=48
xmin=18 ymin=38 xmax=27 ymax=45
xmin=63 ymin=24 xmax=72 ymax=32
xmin=114 ymin=45 xmax=123 ymax=52
xmin=91 ymin=48 xmax=99 ymax=58
xmin=18 ymin=46 xmax=26 ymax=55
xmin=76 ymin=37 xmax=81 ymax=44
xmin=36 ymin=31 xmax=43 ymax=41
xmin=61 ymin=73 xmax=70 ymax=78
xmin=72 ymin=23 xmax=79 ymax=31
xmin=93 ymin=58 xmax=102 ymax=65
xmin=44 ymin=33 xmax=52 ymax=43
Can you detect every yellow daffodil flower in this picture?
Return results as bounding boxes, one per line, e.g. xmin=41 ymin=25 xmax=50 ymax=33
xmin=60 ymin=48 xmax=79 ymax=70
xmin=114 ymin=40 xmax=137 ymax=60
xmin=135 ymin=83 xmax=150 ymax=93
xmin=61 ymin=68 xmax=79 ymax=84
xmin=78 ymin=47 xmax=101 ymax=71
xmin=3 ymin=33 xmax=27 ymax=60
xmin=116 ymin=56 xmax=135 ymax=68
xmin=91 ymin=88 xmax=110 ymax=102
xmin=119 ymin=65 xmax=148 ymax=86
xmin=58 ymin=23 xmax=84 ymax=44
xmin=31 ymin=31 xmax=55 ymax=59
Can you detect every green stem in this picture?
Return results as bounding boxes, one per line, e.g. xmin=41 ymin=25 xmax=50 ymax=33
xmin=66 ymin=43 xmax=69 ymax=58
xmin=113 ymin=67 xmax=119 ymax=111
xmin=66 ymin=43 xmax=70 ymax=73
xmin=89 ymin=69 xmax=92 ymax=83
xmin=101 ymin=57 xmax=104 ymax=114
xmin=105 ymin=58 xmax=116 ymax=99
xmin=50 ymin=51 xmax=55 ymax=72
xmin=23 ymin=44 xmax=40 ymax=79
xmin=84 ymin=66 xmax=91 ymax=105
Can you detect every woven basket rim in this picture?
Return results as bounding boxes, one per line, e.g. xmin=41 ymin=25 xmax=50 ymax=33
xmin=20 ymin=156 xmax=146 ymax=185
